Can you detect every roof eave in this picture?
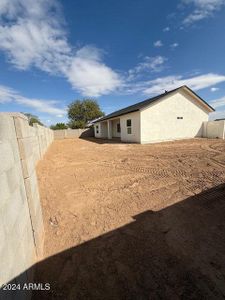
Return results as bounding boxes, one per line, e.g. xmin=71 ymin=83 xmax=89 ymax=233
xmin=93 ymin=85 xmax=215 ymax=124
xmin=93 ymin=109 xmax=140 ymax=123
xmin=182 ymin=85 xmax=215 ymax=112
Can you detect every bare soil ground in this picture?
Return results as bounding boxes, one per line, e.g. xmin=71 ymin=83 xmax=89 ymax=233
xmin=34 ymin=138 xmax=225 ymax=299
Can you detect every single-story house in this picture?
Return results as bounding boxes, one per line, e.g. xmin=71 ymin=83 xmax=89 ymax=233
xmin=93 ymin=85 xmax=215 ymax=144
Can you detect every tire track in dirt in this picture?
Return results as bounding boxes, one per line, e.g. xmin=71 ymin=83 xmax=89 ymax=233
xmin=98 ymin=161 xmax=188 ymax=179
xmin=200 ymin=143 xmax=225 ymax=168
xmin=99 ymin=159 xmax=225 ymax=197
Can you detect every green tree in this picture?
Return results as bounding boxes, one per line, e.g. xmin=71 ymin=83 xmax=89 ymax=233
xmin=23 ymin=113 xmax=43 ymax=126
xmin=50 ymin=123 xmax=68 ymax=130
xmin=67 ymin=120 xmax=86 ymax=129
xmin=67 ymin=99 xmax=104 ymax=129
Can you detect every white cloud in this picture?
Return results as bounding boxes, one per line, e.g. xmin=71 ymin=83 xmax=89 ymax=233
xmin=170 ymin=42 xmax=179 ymax=48
xmin=124 ymin=73 xmax=225 ymax=96
xmin=0 ymin=84 xmax=66 ymax=115
xmin=209 ymin=96 xmax=225 ymax=108
xmin=163 ymin=27 xmax=170 ymax=32
xmin=67 ymin=46 xmax=121 ymax=97
xmin=0 ymin=0 xmax=122 ymax=96
xmin=182 ymin=0 xmax=225 ymax=25
xmin=210 ymin=87 xmax=219 ymax=92
xmin=0 ymin=85 xmax=18 ymax=103
xmin=209 ymin=109 xmax=225 ymax=120
xmin=127 ymin=56 xmax=166 ymax=80
xmin=143 ymin=73 xmax=225 ymax=95
xmin=205 ymin=94 xmax=225 ymax=119
xmin=153 ymin=40 xmax=163 ymax=47
xmin=0 ymin=0 xmax=71 ymax=72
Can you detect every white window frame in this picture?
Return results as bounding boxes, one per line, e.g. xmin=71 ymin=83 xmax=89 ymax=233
xmin=126 ymin=119 xmax=132 ymax=134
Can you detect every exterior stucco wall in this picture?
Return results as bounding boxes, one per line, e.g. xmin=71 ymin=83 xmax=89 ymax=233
xmin=101 ymin=122 xmax=108 ymax=138
xmin=140 ymin=90 xmax=210 ymax=143
xmin=94 ymin=122 xmax=107 ymax=138
xmin=94 ymin=111 xmax=140 ymax=142
xmin=120 ymin=111 xmax=140 ymax=143
xmin=94 ymin=123 xmax=101 ymax=138
xmin=203 ymin=120 xmax=225 ymax=139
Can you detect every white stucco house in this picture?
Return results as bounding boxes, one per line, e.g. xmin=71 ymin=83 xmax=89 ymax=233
xmin=93 ymin=85 xmax=215 ymax=144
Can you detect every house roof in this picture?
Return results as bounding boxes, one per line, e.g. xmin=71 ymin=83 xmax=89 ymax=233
xmin=94 ymin=85 xmax=215 ymax=123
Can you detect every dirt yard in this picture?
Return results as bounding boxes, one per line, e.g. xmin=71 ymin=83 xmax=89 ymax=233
xmin=34 ymin=138 xmax=225 ymax=299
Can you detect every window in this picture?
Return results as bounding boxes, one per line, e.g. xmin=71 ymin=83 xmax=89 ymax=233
xmin=177 ymin=117 xmax=183 ymax=119
xmin=126 ymin=119 xmax=131 ymax=127
xmin=96 ymin=125 xmax=99 ymax=134
xmin=127 ymin=127 xmax=132 ymax=134
xmin=117 ymin=123 xmax=121 ymax=133
xmin=126 ymin=119 xmax=132 ymax=134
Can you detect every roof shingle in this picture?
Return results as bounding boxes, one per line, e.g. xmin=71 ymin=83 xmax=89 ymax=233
xmin=94 ymin=85 xmax=214 ymax=123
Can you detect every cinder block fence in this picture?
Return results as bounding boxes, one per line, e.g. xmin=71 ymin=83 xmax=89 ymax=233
xmin=0 ymin=113 xmax=53 ymax=298
xmin=203 ymin=120 xmax=225 ymax=139
xmin=53 ymin=127 xmax=94 ymax=139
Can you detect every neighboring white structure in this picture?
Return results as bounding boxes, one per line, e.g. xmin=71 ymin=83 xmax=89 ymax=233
xmin=203 ymin=120 xmax=225 ymax=139
xmin=93 ymin=85 xmax=215 ymax=144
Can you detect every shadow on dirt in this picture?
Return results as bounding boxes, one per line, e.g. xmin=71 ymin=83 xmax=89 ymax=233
xmin=78 ymin=127 xmax=94 ymax=138
xmin=79 ymin=136 xmax=128 ymax=144
xmin=1 ymin=183 xmax=225 ymax=300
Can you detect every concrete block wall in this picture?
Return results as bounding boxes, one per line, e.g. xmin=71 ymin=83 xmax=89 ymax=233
xmin=0 ymin=113 xmax=35 ymax=290
xmin=33 ymin=123 xmax=54 ymax=159
xmin=0 ymin=113 xmax=54 ymax=296
xmin=203 ymin=120 xmax=225 ymax=139
xmin=54 ymin=127 xmax=94 ymax=139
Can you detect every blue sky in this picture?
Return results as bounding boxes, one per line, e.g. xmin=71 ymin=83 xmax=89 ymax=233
xmin=0 ymin=0 xmax=225 ymax=125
